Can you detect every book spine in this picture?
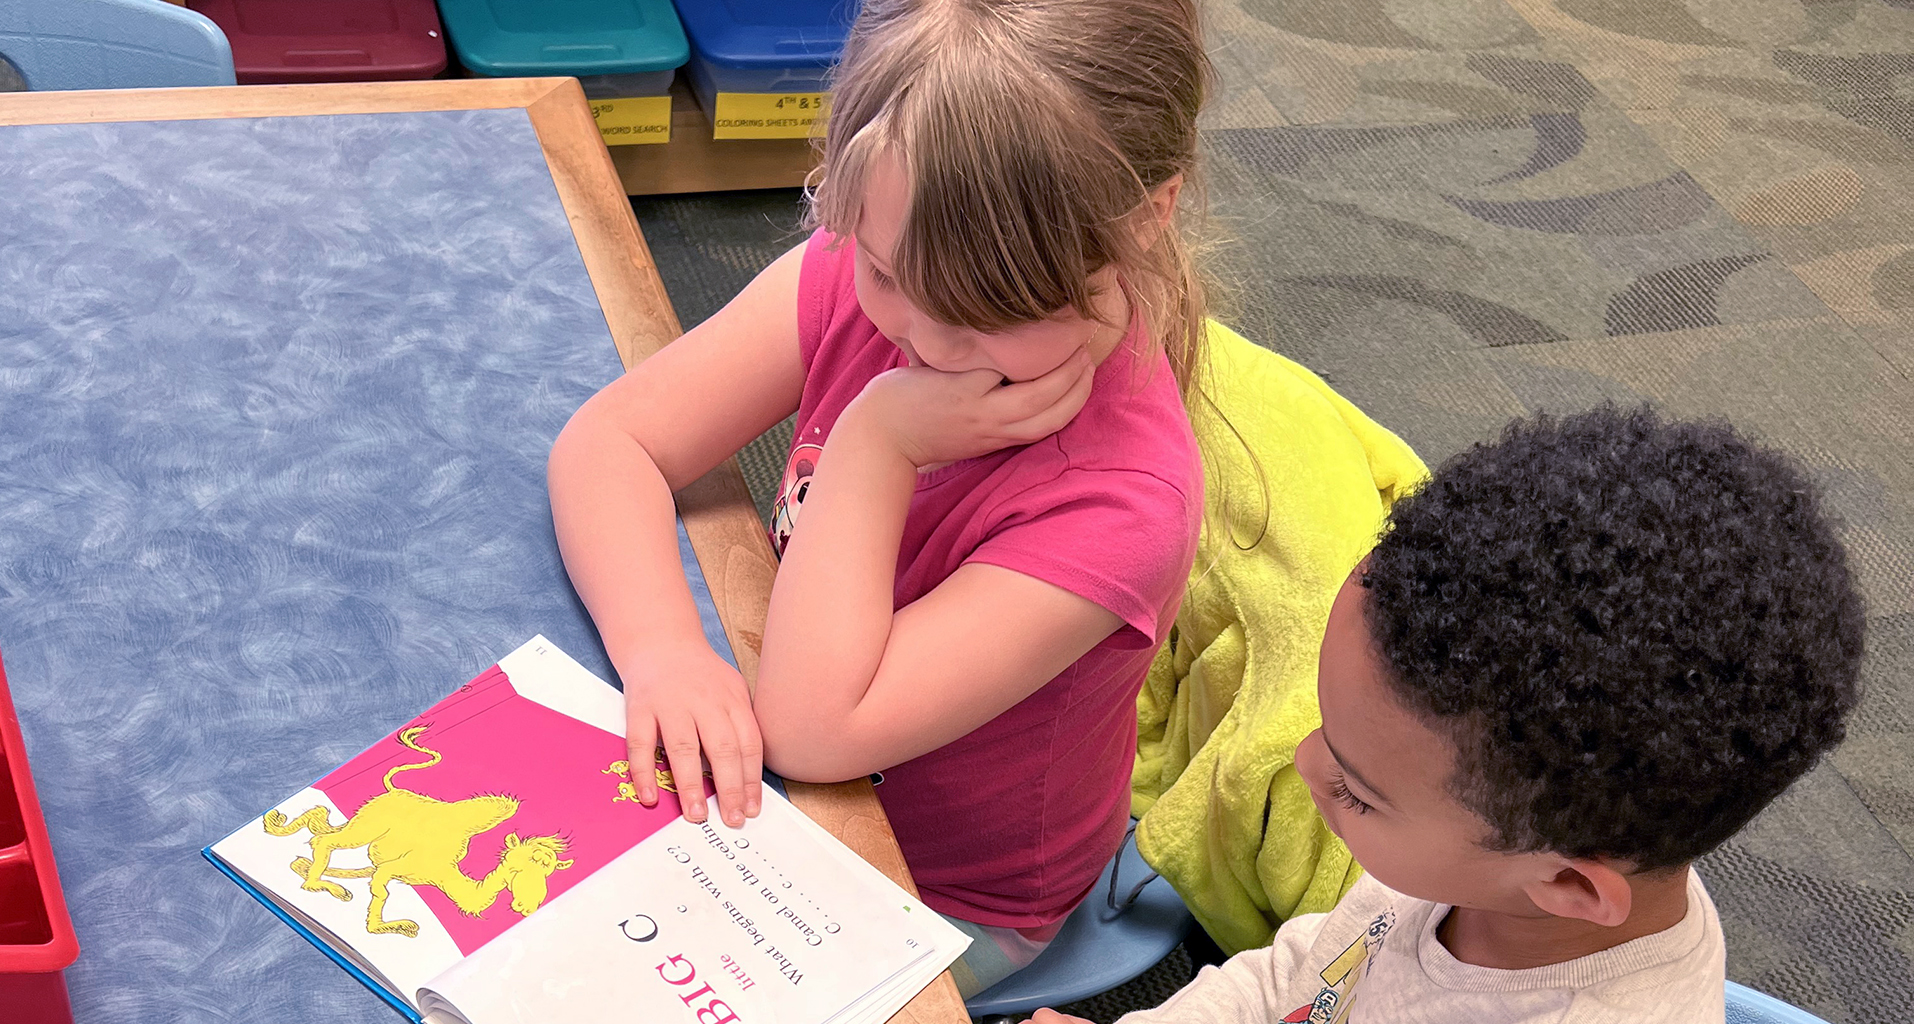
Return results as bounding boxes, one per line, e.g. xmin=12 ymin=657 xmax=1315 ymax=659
xmin=202 ymin=848 xmax=424 ymax=1024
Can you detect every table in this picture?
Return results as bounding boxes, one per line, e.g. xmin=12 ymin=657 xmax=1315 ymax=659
xmin=0 ymin=78 xmax=964 ymax=1023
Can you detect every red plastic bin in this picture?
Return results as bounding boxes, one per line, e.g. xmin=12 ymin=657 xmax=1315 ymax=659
xmin=0 ymin=652 xmax=78 ymax=1024
xmin=186 ymin=0 xmax=447 ymax=84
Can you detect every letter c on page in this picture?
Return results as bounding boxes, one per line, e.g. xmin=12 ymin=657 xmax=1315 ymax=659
xmin=620 ymin=915 xmax=659 ymax=942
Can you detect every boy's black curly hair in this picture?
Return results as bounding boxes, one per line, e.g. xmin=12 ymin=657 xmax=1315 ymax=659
xmin=1360 ymin=405 xmax=1866 ymax=871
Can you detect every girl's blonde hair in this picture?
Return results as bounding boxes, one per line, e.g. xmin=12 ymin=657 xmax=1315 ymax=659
xmin=806 ymin=0 xmax=1213 ymax=397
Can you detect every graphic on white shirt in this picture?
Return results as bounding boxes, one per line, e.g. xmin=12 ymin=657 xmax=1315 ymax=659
xmin=1286 ymin=908 xmax=1395 ymax=1024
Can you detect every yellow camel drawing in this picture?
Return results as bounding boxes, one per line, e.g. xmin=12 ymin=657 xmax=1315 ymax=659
xmin=263 ymin=725 xmax=573 ymax=938
xmin=603 ymin=756 xmax=681 ymax=800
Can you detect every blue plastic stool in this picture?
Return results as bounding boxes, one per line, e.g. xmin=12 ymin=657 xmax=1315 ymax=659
xmin=0 ymin=0 xmax=233 ymax=90
xmin=966 ymin=827 xmax=1195 ymax=1018
xmin=1727 ymin=981 xmax=1834 ymax=1024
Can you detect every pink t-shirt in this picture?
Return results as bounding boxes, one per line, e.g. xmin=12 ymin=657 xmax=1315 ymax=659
xmin=768 ymin=230 xmax=1201 ymax=929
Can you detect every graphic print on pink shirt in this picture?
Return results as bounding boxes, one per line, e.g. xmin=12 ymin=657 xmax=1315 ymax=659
xmin=774 ymin=228 xmax=1202 ymax=929
xmin=771 ymin=442 xmax=824 ymax=556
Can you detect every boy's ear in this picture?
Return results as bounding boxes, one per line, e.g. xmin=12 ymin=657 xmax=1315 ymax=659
xmin=1523 ymin=858 xmax=1633 ymax=928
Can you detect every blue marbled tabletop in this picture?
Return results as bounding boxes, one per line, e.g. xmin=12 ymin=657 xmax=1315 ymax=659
xmin=0 ymin=107 xmax=725 ymax=1021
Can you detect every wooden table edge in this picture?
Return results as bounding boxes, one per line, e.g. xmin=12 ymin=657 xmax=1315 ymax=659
xmin=0 ymin=79 xmax=967 ymax=1023
xmin=0 ymin=78 xmax=564 ymax=125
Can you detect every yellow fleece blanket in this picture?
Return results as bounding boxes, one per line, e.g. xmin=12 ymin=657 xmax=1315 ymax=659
xmin=1132 ymin=322 xmax=1428 ymax=954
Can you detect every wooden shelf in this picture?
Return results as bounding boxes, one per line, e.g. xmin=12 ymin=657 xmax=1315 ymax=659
xmin=610 ymin=81 xmax=819 ymax=196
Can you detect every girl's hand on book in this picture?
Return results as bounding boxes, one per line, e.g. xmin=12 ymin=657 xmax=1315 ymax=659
xmin=1030 ymin=1010 xmax=1094 ymax=1024
xmin=849 ymin=346 xmax=1093 ymax=469
xmin=621 ymin=641 xmax=762 ymax=828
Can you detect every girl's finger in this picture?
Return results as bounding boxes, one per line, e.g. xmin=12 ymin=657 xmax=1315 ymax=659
xmin=658 ymin=712 xmax=708 ymax=823
xmin=731 ymin=704 xmax=765 ymax=819
xmin=951 ymin=366 xmax=1010 ymax=397
xmin=1004 ymin=356 xmax=1096 ymax=440
xmin=994 ymin=348 xmax=1092 ymax=418
xmin=627 ymin=707 xmax=660 ymax=806
xmin=698 ymin=715 xmax=750 ymax=829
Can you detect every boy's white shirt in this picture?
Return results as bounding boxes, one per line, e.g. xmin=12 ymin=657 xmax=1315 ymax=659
xmin=1119 ymin=870 xmax=1726 ymax=1024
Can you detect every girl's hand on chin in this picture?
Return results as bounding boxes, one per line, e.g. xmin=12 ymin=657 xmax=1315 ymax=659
xmin=848 ymin=347 xmax=1093 ymax=468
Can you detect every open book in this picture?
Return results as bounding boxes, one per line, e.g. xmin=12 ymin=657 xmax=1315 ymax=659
xmin=206 ymin=637 xmax=969 ymax=1024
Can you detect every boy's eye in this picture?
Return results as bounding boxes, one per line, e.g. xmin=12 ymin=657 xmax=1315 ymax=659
xmin=1328 ymin=767 xmax=1373 ymax=815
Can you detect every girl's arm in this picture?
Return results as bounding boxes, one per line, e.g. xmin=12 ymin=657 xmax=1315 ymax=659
xmin=549 ymin=242 xmax=808 ymax=826
xmin=754 ymin=354 xmax=1126 ymax=783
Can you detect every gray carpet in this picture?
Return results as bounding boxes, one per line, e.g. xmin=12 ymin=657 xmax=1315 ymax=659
xmin=631 ymin=1 xmax=1914 ymax=1019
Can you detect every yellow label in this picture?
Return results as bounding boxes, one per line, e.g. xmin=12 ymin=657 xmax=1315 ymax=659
xmin=589 ymin=95 xmax=672 ymax=146
xmin=711 ymin=92 xmax=830 ymax=140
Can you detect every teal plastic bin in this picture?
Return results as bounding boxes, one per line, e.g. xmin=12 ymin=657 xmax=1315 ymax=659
xmin=435 ymin=0 xmax=686 ymax=99
xmin=671 ymin=0 xmax=853 ymax=134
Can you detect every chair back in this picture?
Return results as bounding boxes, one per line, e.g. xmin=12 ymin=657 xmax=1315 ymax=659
xmin=965 ymin=828 xmax=1194 ymax=1017
xmin=1727 ymin=981 xmax=1835 ymax=1024
xmin=0 ymin=0 xmax=234 ymax=90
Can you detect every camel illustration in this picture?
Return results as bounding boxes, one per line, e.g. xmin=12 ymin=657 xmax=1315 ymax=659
xmin=603 ymin=756 xmax=684 ymax=800
xmin=263 ymin=725 xmax=573 ymax=938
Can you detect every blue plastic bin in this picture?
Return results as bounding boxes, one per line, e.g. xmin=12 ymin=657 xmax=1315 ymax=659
xmin=435 ymin=0 xmax=686 ymax=100
xmin=671 ymin=0 xmax=854 ymax=136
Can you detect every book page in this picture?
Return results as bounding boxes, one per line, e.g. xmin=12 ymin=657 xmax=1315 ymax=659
xmin=209 ymin=637 xmax=691 ymax=1003
xmin=211 ymin=787 xmax=464 ymax=1002
xmin=418 ymin=794 xmax=952 ymax=1024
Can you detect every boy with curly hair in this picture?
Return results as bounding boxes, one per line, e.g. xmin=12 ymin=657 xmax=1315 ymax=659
xmin=1039 ymin=405 xmax=1866 ymax=1024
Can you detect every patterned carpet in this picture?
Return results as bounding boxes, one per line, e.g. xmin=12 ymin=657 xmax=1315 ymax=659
xmin=631 ymin=2 xmax=1914 ymax=1020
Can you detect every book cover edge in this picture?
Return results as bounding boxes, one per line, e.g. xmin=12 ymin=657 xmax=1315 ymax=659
xmin=203 ymin=846 xmax=425 ymax=1024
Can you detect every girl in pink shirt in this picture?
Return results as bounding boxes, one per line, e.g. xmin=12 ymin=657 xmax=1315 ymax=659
xmin=549 ymin=0 xmax=1212 ymax=995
